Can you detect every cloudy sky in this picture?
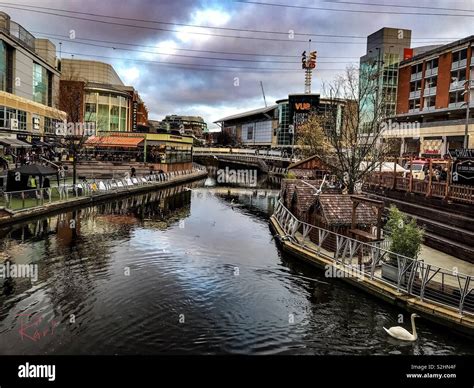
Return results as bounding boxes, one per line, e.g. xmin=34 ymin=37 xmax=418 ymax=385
xmin=3 ymin=0 xmax=474 ymax=129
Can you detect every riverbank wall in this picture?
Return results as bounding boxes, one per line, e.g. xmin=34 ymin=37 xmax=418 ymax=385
xmin=0 ymin=169 xmax=207 ymax=227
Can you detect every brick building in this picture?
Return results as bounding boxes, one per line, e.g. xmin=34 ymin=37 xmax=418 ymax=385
xmin=388 ymin=36 xmax=474 ymax=156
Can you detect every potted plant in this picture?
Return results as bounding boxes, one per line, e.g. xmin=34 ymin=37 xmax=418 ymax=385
xmin=382 ymin=206 xmax=424 ymax=283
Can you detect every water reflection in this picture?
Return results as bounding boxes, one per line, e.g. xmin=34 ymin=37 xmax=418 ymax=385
xmin=0 ymin=178 xmax=472 ymax=355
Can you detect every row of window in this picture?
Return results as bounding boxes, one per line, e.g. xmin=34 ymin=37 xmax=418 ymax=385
xmin=408 ymin=91 xmax=466 ymax=110
xmin=410 ymin=48 xmax=470 ymax=75
xmin=0 ymin=105 xmax=60 ymax=132
xmin=409 ymin=68 xmax=467 ymax=94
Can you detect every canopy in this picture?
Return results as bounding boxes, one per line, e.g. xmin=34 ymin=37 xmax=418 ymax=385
xmin=0 ymin=138 xmax=32 ymax=148
xmin=7 ymin=164 xmax=59 ymax=192
xmin=11 ymin=164 xmax=58 ymax=176
xmin=85 ymin=136 xmax=144 ymax=148
xmin=360 ymin=161 xmax=408 ymax=173
xmin=32 ymin=139 xmax=52 ymax=147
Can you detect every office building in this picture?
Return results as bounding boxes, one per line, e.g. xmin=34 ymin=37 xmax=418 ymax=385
xmin=0 ymin=11 xmax=66 ymax=146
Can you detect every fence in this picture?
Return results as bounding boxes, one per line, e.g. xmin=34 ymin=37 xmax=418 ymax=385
xmin=273 ymin=200 xmax=473 ymax=316
xmin=1 ymin=169 xmax=200 ymax=212
xmin=365 ymin=173 xmax=474 ymax=205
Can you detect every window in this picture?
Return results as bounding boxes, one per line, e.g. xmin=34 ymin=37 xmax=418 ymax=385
xmin=411 ymin=63 xmax=422 ymax=74
xmin=449 ymin=91 xmax=464 ymax=105
xmin=45 ymin=117 xmax=52 ymax=134
xmin=410 ymin=80 xmax=422 ymax=93
xmin=246 ymin=124 xmax=254 ymax=140
xmin=17 ymin=110 xmax=27 ymax=130
xmin=120 ymin=107 xmax=127 ymax=131
xmin=426 ymin=58 xmax=438 ymax=70
xmin=110 ymin=105 xmax=119 ymax=131
xmin=85 ymin=103 xmax=97 ymax=122
xmin=0 ymin=42 xmax=7 ymax=92
xmin=424 ymin=96 xmax=436 ymax=109
xmin=452 ymin=48 xmax=468 ymax=63
xmin=451 ymin=68 xmax=466 ymax=83
xmin=425 ymin=76 xmax=437 ymax=88
xmin=409 ymin=98 xmax=421 ymax=110
xmin=98 ymin=104 xmax=109 ymax=131
xmin=32 ymin=63 xmax=49 ymax=105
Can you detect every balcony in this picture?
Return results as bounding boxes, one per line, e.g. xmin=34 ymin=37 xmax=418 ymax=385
xmin=408 ymin=108 xmax=420 ymax=113
xmin=423 ymin=86 xmax=437 ymax=96
xmin=448 ymin=102 xmax=464 ymax=108
xmin=451 ymin=58 xmax=467 ymax=70
xmin=410 ymin=72 xmax=423 ymax=82
xmin=450 ymin=81 xmax=465 ymax=91
xmin=409 ymin=90 xmax=421 ymax=99
xmin=424 ymin=67 xmax=438 ymax=77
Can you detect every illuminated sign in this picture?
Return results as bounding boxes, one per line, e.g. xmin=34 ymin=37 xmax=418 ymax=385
xmin=301 ymin=51 xmax=317 ymax=70
xmin=288 ymin=94 xmax=320 ymax=134
xmin=132 ymin=101 xmax=138 ymax=131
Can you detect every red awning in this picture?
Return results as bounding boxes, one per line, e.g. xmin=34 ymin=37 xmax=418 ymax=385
xmin=85 ymin=136 xmax=144 ymax=148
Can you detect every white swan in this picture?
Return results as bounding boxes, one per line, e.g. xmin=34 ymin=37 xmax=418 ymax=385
xmin=383 ymin=313 xmax=419 ymax=341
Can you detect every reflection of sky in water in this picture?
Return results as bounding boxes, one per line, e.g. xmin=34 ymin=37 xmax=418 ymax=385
xmin=0 ymin=185 xmax=472 ymax=355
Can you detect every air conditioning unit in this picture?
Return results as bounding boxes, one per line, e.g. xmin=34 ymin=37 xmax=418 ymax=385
xmin=9 ymin=119 xmax=19 ymax=130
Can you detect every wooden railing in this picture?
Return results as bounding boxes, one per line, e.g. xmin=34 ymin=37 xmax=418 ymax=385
xmin=365 ymin=174 xmax=474 ymax=204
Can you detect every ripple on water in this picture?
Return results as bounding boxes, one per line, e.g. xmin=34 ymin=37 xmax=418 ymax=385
xmin=0 ymin=187 xmax=472 ymax=355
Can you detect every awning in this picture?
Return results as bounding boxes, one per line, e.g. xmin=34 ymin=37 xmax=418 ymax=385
xmin=0 ymin=138 xmax=33 ymax=148
xmin=85 ymin=136 xmax=144 ymax=148
xmin=32 ymin=139 xmax=51 ymax=147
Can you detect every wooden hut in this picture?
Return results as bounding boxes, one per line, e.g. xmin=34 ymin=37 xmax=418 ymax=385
xmin=307 ymin=194 xmax=379 ymax=252
xmin=288 ymin=155 xmax=332 ymax=179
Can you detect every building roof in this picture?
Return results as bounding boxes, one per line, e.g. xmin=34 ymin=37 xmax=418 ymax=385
xmin=294 ymin=185 xmax=319 ymax=212
xmin=318 ymin=195 xmax=377 ymax=227
xmin=288 ymin=155 xmax=331 ymax=170
xmin=214 ymin=105 xmax=278 ymax=123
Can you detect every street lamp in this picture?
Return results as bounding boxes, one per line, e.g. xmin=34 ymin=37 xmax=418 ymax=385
xmin=461 ymin=79 xmax=473 ymax=149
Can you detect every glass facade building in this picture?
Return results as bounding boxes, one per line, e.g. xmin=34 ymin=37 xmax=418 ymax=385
xmin=84 ymin=91 xmax=130 ymax=132
xmin=0 ymin=41 xmax=7 ymax=92
xmin=32 ymin=63 xmax=50 ymax=106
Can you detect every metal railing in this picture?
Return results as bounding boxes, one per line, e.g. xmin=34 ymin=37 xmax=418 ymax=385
xmin=273 ymin=200 xmax=473 ymax=316
xmin=1 ymin=169 xmax=200 ymax=212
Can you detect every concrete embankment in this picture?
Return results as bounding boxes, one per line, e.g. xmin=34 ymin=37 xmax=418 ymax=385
xmin=0 ymin=170 xmax=207 ymax=227
xmin=269 ymin=215 xmax=474 ymax=338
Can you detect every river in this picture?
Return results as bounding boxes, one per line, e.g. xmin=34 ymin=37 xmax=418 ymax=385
xmin=0 ymin=176 xmax=472 ymax=355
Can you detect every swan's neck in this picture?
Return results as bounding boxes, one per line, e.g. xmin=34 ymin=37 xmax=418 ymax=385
xmin=411 ymin=315 xmax=418 ymax=340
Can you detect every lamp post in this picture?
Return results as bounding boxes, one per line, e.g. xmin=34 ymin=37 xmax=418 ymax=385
xmin=462 ymin=79 xmax=473 ymax=149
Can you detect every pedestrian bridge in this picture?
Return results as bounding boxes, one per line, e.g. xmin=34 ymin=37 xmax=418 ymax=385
xmin=193 ymin=147 xmax=299 ymax=175
xmin=193 ymin=147 xmax=299 ymax=163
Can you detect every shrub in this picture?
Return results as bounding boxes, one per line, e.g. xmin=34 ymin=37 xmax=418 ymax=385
xmin=385 ymin=205 xmax=424 ymax=262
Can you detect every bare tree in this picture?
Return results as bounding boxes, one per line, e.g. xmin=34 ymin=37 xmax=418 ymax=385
xmin=56 ymin=65 xmax=102 ymax=185
xmin=298 ymin=65 xmax=393 ymax=193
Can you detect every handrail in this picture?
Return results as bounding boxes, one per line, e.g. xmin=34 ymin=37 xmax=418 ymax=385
xmin=273 ymin=200 xmax=473 ymax=316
